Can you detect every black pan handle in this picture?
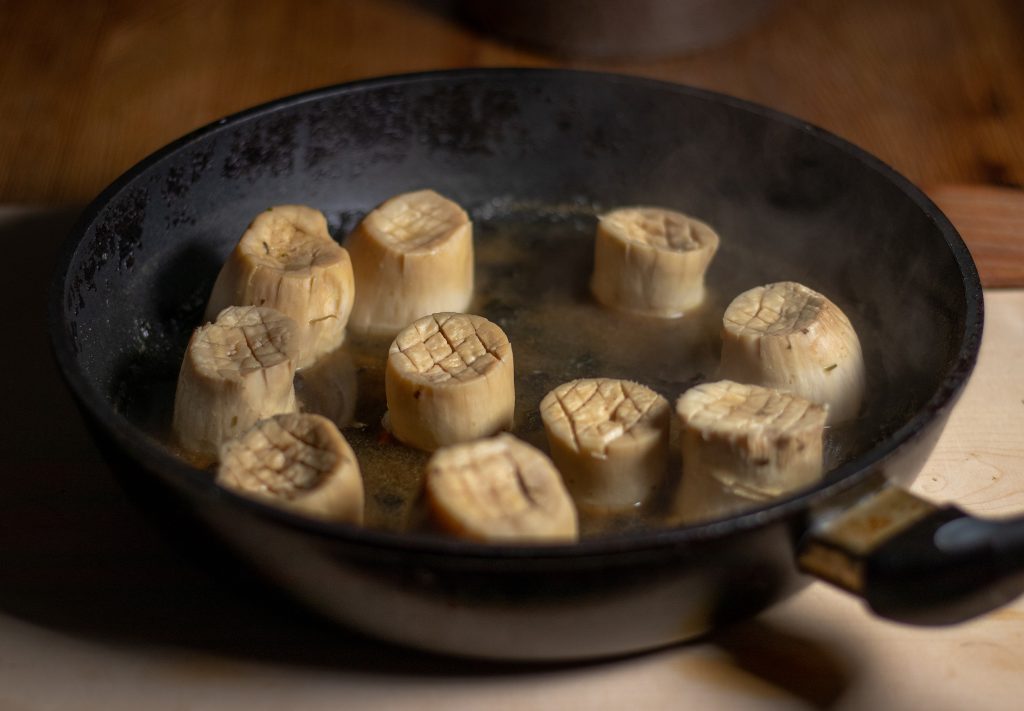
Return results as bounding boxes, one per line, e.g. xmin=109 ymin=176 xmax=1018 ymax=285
xmin=797 ymin=478 xmax=1024 ymax=625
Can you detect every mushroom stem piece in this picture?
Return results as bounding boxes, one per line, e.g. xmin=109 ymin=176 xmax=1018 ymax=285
xmin=591 ymin=206 xmax=719 ymax=317
xmin=540 ymin=378 xmax=670 ymax=511
xmin=425 ymin=433 xmax=578 ymax=543
xmin=173 ymin=305 xmax=300 ymax=458
xmin=675 ymin=379 xmax=827 ymax=524
xmin=719 ymin=281 xmax=866 ymax=424
xmin=385 ymin=313 xmax=514 ymax=451
xmin=217 ymin=413 xmax=364 ymax=524
xmin=205 ymin=205 xmax=355 ymax=368
xmin=346 ymin=189 xmax=473 ymax=336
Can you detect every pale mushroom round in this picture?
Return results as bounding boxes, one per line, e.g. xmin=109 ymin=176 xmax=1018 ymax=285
xmin=590 ymin=206 xmax=719 ymax=317
xmin=173 ymin=305 xmax=300 ymax=459
xmin=719 ymin=281 xmax=866 ymax=424
xmin=205 ymin=204 xmax=355 ymax=368
xmin=217 ymin=412 xmax=364 ymax=524
xmin=385 ymin=312 xmax=514 ymax=451
xmin=675 ymin=379 xmax=827 ymax=524
xmin=540 ymin=378 xmax=670 ymax=511
xmin=425 ymin=433 xmax=578 ymax=543
xmin=346 ymin=189 xmax=473 ymax=336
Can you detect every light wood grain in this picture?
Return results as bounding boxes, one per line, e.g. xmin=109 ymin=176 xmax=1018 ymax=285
xmin=912 ymin=290 xmax=1024 ymax=515
xmin=1 ymin=0 xmax=1023 ymax=204
xmin=929 ymin=184 xmax=1024 ymax=287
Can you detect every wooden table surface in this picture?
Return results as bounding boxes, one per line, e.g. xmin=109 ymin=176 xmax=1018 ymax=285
xmin=2 ymin=0 xmax=1024 ymax=708
xmin=2 ymin=0 xmax=1023 ymax=205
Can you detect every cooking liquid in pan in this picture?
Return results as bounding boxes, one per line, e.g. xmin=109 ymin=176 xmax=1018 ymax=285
xmin=324 ymin=203 xmax=872 ymax=537
xmin=156 ymin=202 xmax=878 ymax=538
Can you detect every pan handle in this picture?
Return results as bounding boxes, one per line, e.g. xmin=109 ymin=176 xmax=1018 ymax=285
xmin=797 ymin=477 xmax=1024 ymax=625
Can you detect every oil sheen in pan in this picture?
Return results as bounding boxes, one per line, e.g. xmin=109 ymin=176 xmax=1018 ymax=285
xmin=141 ymin=200 xmax=882 ymax=538
xmin=333 ymin=201 xmax=880 ymax=537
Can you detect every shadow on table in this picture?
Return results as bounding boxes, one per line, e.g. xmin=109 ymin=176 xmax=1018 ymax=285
xmin=0 ymin=208 xmax=858 ymax=702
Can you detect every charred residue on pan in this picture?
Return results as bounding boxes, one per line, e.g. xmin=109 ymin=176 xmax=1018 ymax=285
xmin=112 ymin=270 xmax=210 ymax=422
xmin=162 ymin=144 xmax=216 ymax=228
xmin=410 ymin=84 xmax=525 ymax=157
xmin=222 ymin=114 xmax=299 ymax=182
xmin=111 ymin=234 xmax=217 ymax=422
xmin=305 ymin=88 xmax=412 ymax=179
xmin=68 ymin=186 xmax=149 ymax=317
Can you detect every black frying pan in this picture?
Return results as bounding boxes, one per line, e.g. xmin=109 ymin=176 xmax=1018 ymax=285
xmin=49 ymin=69 xmax=1024 ymax=661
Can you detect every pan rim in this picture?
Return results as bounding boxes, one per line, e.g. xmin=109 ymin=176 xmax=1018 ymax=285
xmin=48 ymin=67 xmax=984 ymax=560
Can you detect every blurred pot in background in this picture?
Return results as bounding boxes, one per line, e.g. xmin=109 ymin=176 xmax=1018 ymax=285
xmin=459 ymin=0 xmax=779 ymax=58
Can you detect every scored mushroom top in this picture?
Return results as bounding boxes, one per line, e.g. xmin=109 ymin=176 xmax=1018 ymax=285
xmin=173 ymin=305 xmax=300 ymax=459
xmin=725 ymin=281 xmax=837 ymax=338
xmin=239 ymin=205 xmax=344 ymax=271
xmin=191 ymin=305 xmax=300 ymax=379
xmin=540 ymin=377 xmax=671 ymax=512
xmin=219 ymin=413 xmax=340 ymax=499
xmin=591 ymin=205 xmax=720 ymax=318
xmin=388 ymin=312 xmax=512 ymax=386
xmin=540 ymin=378 xmax=669 ymax=457
xmin=345 ymin=189 xmax=474 ymax=336
xmin=204 ymin=204 xmax=355 ymax=369
xmin=600 ymin=206 xmax=718 ymax=254
xmin=217 ymin=412 xmax=364 ymax=524
xmin=425 ymin=433 xmax=578 ymax=543
xmin=673 ymin=379 xmax=828 ymax=520
xmin=360 ymin=189 xmax=471 ymax=253
xmin=384 ymin=312 xmax=515 ymax=451
xmin=718 ymin=281 xmax=866 ymax=424
xmin=677 ymin=379 xmax=828 ymax=439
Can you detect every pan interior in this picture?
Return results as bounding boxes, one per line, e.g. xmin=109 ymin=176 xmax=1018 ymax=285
xmin=57 ymin=72 xmax=970 ymax=538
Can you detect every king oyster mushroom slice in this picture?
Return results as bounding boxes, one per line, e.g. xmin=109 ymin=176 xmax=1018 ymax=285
xmin=385 ymin=312 xmax=514 ymax=452
xmin=173 ymin=305 xmax=300 ymax=459
xmin=205 ymin=204 xmax=355 ymax=368
xmin=425 ymin=433 xmax=578 ymax=543
xmin=346 ymin=189 xmax=473 ymax=336
xmin=718 ymin=281 xmax=866 ymax=424
xmin=590 ymin=206 xmax=719 ymax=317
xmin=674 ymin=379 xmax=828 ymax=524
xmin=540 ymin=378 xmax=670 ymax=511
xmin=217 ymin=413 xmax=364 ymax=524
